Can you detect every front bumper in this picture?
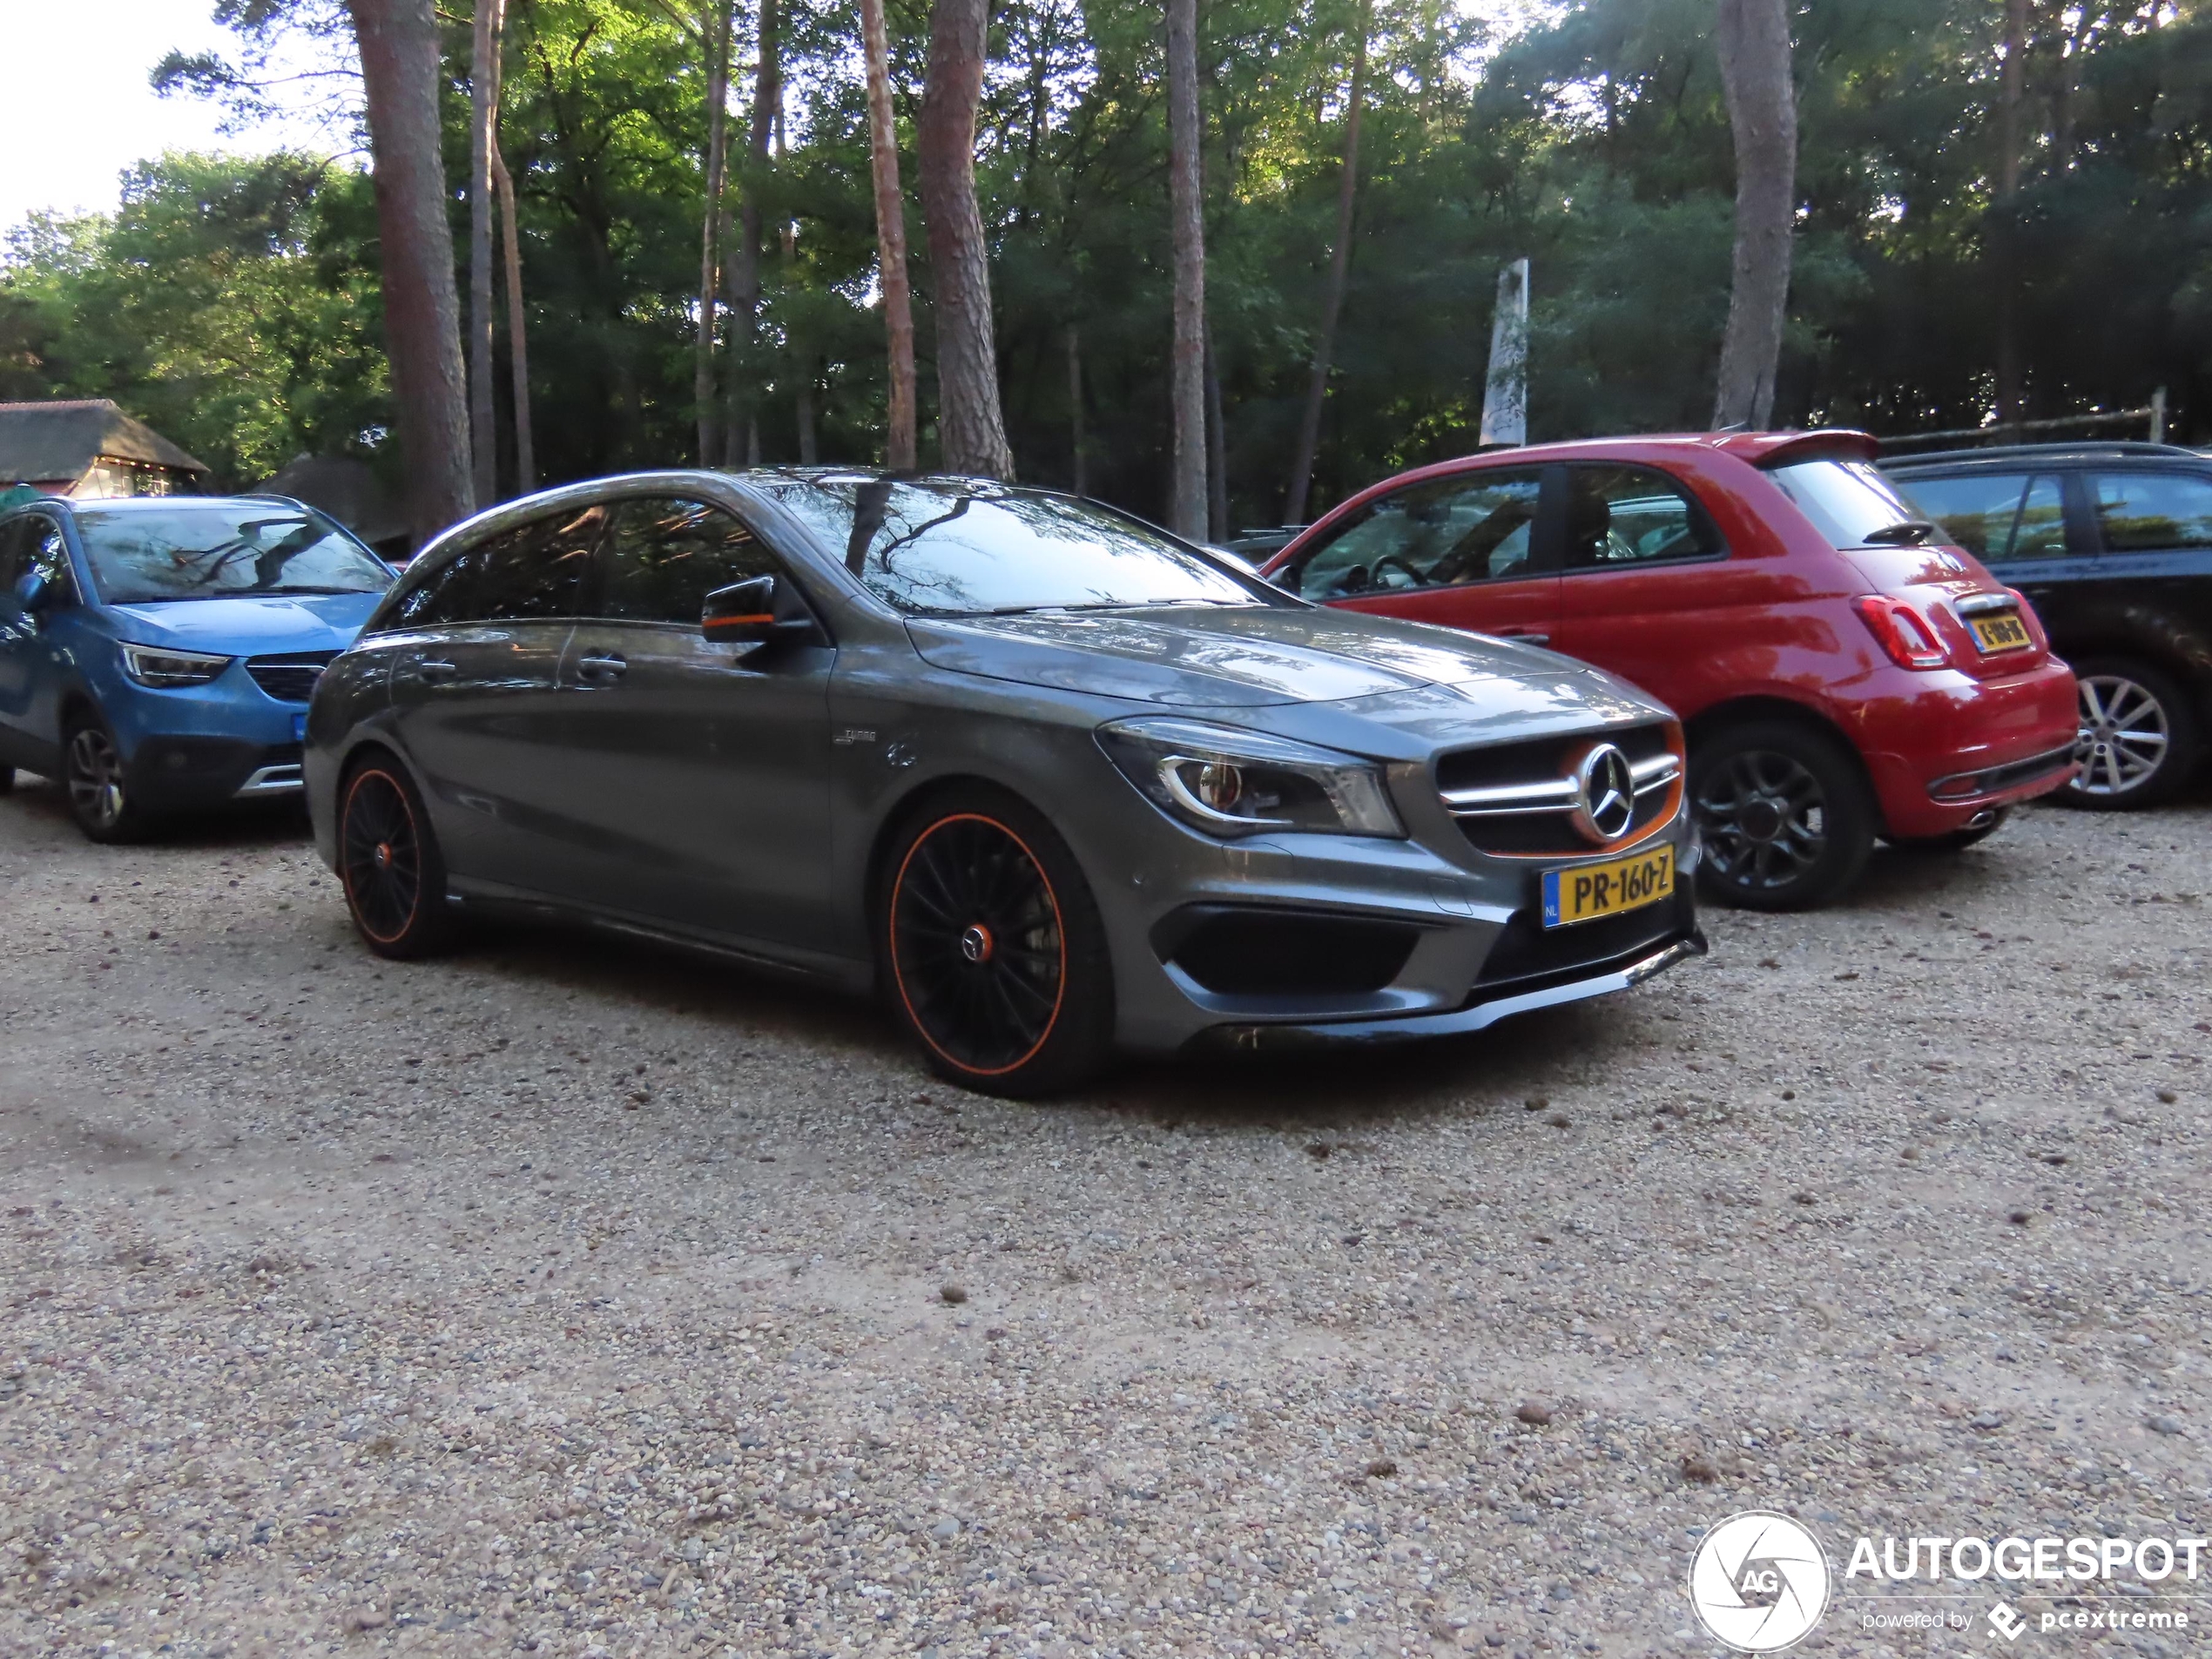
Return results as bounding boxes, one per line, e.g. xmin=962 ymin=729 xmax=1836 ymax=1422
xmin=125 ymin=736 xmax=305 ymax=807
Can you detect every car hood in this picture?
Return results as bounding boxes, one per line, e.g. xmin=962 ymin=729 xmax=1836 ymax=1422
xmin=105 ymin=592 xmax=386 ymax=654
xmin=905 ymin=604 xmax=1588 ymax=710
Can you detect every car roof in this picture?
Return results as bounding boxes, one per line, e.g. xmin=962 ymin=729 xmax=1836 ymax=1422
xmin=1378 ymin=429 xmax=1881 ymax=470
xmin=1880 ymin=441 xmax=2203 ymax=471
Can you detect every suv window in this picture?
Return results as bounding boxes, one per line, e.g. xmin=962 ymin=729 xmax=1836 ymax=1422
xmin=380 ymin=503 xmax=602 ymax=630
xmin=592 ymin=498 xmax=780 ymax=625
xmin=1285 ymin=469 xmax=1545 ymax=600
xmin=2094 ymin=471 xmax=2212 ymax=552
xmin=1897 ymin=472 xmax=2067 ymax=562
xmin=7 ymin=517 xmax=79 ymax=605
xmin=1562 ymin=465 xmax=1723 ymax=568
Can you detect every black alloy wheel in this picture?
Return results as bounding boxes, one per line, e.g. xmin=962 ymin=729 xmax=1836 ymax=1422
xmin=339 ymin=759 xmax=454 ymax=958
xmin=2064 ymin=657 xmax=2202 ymax=810
xmin=1689 ymin=720 xmax=1876 ymax=911
xmin=63 ymin=712 xmax=151 ymax=844
xmin=880 ymin=792 xmax=1114 ymax=1096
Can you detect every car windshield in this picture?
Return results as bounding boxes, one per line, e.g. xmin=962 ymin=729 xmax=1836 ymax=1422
xmin=75 ymin=503 xmax=393 ymax=604
xmin=755 ymin=475 xmax=1271 ymax=617
xmin=1766 ymin=458 xmax=1927 ymax=549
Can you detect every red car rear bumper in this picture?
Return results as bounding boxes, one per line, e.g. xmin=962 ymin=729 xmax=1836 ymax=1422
xmin=1851 ymin=658 xmax=2080 ymax=838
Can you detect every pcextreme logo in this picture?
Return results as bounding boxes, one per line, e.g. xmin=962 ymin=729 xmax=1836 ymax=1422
xmin=1688 ymin=1512 xmax=1833 ymax=1653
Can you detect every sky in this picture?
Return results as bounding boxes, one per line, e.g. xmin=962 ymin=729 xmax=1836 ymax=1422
xmin=0 ymin=0 xmax=340 ymax=242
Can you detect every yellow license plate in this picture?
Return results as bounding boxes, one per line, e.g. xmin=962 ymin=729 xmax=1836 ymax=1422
xmin=1542 ymin=844 xmax=1675 ymax=929
xmin=1968 ymin=610 xmax=2032 ymax=652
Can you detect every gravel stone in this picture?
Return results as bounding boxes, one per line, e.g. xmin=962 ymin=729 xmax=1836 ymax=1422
xmin=0 ymin=787 xmax=2205 ymax=1656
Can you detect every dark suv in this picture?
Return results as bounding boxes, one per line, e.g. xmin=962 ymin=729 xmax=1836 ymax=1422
xmin=1884 ymin=442 xmax=2212 ymax=807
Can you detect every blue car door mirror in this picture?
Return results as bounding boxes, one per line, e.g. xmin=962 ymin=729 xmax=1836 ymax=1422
xmin=13 ymin=571 xmax=51 ymax=613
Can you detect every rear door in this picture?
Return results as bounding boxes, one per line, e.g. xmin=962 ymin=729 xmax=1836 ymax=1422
xmin=2078 ymin=468 xmax=2212 ymax=655
xmin=1282 ymin=465 xmax=1561 ymax=645
xmin=548 ymin=495 xmax=836 ymax=949
xmin=378 ymin=504 xmax=598 ymax=888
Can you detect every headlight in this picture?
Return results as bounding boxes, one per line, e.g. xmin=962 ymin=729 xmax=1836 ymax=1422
xmin=1097 ymin=717 xmax=1404 ymax=839
xmin=119 ymin=642 xmax=233 ymax=687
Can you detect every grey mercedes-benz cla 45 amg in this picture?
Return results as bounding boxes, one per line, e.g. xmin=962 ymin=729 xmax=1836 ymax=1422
xmin=305 ymin=470 xmax=1704 ymax=1095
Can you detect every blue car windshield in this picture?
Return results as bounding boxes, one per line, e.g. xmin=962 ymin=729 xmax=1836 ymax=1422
xmin=757 ymin=475 xmax=1271 ymax=617
xmin=75 ymin=504 xmax=393 ymax=604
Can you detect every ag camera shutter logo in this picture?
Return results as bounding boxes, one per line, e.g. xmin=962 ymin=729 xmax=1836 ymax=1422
xmin=1688 ymin=1511 xmax=1832 ymax=1652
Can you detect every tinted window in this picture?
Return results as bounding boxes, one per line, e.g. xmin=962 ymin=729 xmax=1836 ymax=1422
xmin=74 ymin=503 xmax=390 ymax=604
xmin=756 ymin=475 xmax=1264 ymax=617
xmin=1285 ymin=469 xmax=1545 ymax=600
xmin=1768 ymin=459 xmax=1924 ymax=549
xmin=2094 ymin=472 xmax=2212 ymax=552
xmin=593 ymin=498 xmax=780 ymax=624
xmin=1562 ymin=465 xmax=1723 ymax=568
xmin=381 ymin=505 xmax=601 ymax=629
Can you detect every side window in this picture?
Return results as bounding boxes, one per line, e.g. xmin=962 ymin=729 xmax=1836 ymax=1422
xmin=2012 ymin=475 xmax=2067 ymax=560
xmin=2094 ymin=472 xmax=2212 ymax=553
xmin=381 ymin=504 xmax=602 ymax=629
xmin=592 ymin=498 xmax=780 ymax=625
xmin=13 ymin=519 xmax=80 ymax=604
xmin=1561 ymin=466 xmax=1723 ymax=569
xmin=1896 ymin=472 xmax=2027 ymax=559
xmin=1288 ymin=469 xmax=1545 ymax=600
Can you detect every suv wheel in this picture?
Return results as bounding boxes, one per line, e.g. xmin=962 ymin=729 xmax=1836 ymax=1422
xmin=1689 ymin=719 xmax=1877 ymax=911
xmin=2066 ymin=657 xmax=2202 ymax=809
xmin=63 ymin=711 xmax=153 ymax=844
xmin=876 ymin=788 xmax=1116 ymax=1097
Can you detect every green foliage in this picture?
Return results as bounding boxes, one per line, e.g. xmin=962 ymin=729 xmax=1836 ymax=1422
xmin=9 ymin=0 xmax=2212 ymax=527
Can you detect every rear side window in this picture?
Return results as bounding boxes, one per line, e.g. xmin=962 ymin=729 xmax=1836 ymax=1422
xmin=1562 ymin=465 xmax=1723 ymax=568
xmin=2094 ymin=472 xmax=2212 ymax=552
xmin=1767 ymin=459 xmax=1922 ymax=549
xmin=1896 ymin=471 xmax=2067 ymax=562
xmin=591 ymin=498 xmax=780 ymax=625
xmin=380 ymin=504 xmax=603 ymax=629
xmin=1286 ymin=469 xmax=1545 ymax=600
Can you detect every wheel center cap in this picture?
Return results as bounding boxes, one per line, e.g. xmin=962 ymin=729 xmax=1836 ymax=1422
xmin=1739 ymin=797 xmax=1784 ymax=842
xmin=959 ymin=923 xmax=995 ymax=965
xmin=373 ymin=841 xmax=394 ymax=870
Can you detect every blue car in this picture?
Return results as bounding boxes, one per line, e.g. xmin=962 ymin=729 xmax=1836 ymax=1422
xmin=0 ymin=495 xmax=396 ymax=840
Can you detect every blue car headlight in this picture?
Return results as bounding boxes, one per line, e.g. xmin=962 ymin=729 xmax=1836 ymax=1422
xmin=1098 ymin=717 xmax=1404 ymax=839
xmin=118 ymin=642 xmax=233 ymax=688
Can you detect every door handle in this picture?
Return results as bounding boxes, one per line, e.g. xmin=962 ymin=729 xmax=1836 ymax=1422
xmin=418 ymin=658 xmax=458 ymax=683
xmin=577 ymin=653 xmax=628 ymax=681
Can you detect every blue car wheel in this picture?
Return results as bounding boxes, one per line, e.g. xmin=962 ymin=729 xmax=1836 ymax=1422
xmin=64 ymin=708 xmax=154 ymax=844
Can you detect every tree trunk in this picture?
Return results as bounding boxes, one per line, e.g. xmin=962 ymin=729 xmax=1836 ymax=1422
xmin=919 ymin=0 xmax=1014 ymax=478
xmin=1067 ymin=323 xmax=1086 ymax=495
xmin=796 ymin=367 xmax=818 ymax=463
xmin=1284 ymin=0 xmax=1370 ymax=525
xmin=491 ymin=145 xmax=534 ymax=492
xmin=1994 ymin=0 xmax=2028 ymax=428
xmin=469 ymin=0 xmax=504 ymax=504
xmin=1204 ymin=322 xmax=1229 ymax=542
xmin=347 ymin=0 xmax=474 ymax=543
xmin=1166 ymin=0 xmax=1207 ymax=541
xmin=860 ymin=0 xmax=918 ymax=469
xmin=695 ymin=3 xmax=732 ymax=464
xmin=1711 ymin=0 xmax=1797 ymax=431
xmin=724 ymin=0 xmax=779 ymax=468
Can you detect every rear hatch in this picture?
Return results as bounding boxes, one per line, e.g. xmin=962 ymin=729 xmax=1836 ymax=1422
xmin=1762 ymin=450 xmax=2052 ymax=679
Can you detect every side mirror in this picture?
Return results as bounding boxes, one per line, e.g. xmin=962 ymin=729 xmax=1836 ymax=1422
xmin=13 ymin=571 xmax=51 ymax=613
xmin=702 ymin=573 xmax=784 ymax=647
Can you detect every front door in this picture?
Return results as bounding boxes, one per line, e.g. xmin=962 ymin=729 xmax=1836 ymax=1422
xmin=548 ymin=496 xmax=836 ymax=950
xmin=378 ymin=503 xmax=600 ymax=889
xmin=1282 ymin=464 xmax=1561 ymax=646
xmin=0 ymin=515 xmax=81 ymax=770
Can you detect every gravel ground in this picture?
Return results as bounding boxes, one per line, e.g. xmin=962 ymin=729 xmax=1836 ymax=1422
xmin=0 ymin=774 xmax=2206 ymax=1659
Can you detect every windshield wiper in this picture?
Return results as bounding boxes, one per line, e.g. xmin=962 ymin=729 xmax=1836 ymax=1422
xmin=1862 ymin=520 xmax=1939 ymax=546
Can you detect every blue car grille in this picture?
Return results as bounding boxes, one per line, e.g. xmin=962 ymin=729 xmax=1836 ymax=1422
xmin=245 ymin=651 xmax=339 ymax=703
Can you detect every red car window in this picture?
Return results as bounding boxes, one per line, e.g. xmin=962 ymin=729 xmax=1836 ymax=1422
xmin=1561 ymin=465 xmax=1726 ymax=570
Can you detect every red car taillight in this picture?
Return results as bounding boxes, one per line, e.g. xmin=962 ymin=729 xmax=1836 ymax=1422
xmin=1852 ymin=595 xmax=1952 ymax=671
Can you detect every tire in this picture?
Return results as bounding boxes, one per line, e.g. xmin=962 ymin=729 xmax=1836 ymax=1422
xmin=2064 ymin=656 xmax=2203 ymax=810
xmin=62 ymin=710 xmax=156 ymax=844
xmin=1888 ymin=806 xmax=2009 ymax=853
xmin=875 ymin=787 xmax=1116 ymax=1098
xmin=337 ymin=754 xmax=456 ymax=959
xmin=1689 ymin=718 xmax=1877 ymax=911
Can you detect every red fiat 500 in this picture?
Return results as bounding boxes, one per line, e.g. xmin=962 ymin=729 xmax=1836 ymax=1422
xmin=1262 ymin=431 xmax=2080 ymax=908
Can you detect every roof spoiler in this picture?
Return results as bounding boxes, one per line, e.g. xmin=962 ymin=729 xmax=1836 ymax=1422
xmin=1746 ymin=429 xmax=1881 ymax=468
